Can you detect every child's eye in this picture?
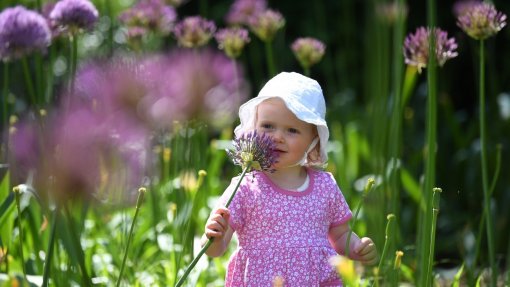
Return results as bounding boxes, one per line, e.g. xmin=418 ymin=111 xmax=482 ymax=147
xmin=261 ymin=123 xmax=273 ymax=130
xmin=288 ymin=128 xmax=299 ymax=134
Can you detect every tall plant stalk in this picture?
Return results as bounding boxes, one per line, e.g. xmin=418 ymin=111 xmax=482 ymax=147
xmin=264 ymin=41 xmax=276 ymax=77
xmin=478 ymin=39 xmax=496 ymax=287
xmin=116 ymin=187 xmax=147 ymax=287
xmin=21 ymin=57 xmax=37 ymax=106
xmin=2 ymin=62 xmax=8 ymax=127
xmin=372 ymin=214 xmax=395 ymax=287
xmin=42 ymin=207 xmax=59 ymax=287
xmin=175 ymin=162 xmax=252 ymax=287
xmin=419 ymin=0 xmax=437 ymax=284
xmin=426 ymin=188 xmax=442 ymax=287
xmin=13 ymin=186 xmax=26 ymax=279
xmin=345 ymin=178 xmax=374 ymax=258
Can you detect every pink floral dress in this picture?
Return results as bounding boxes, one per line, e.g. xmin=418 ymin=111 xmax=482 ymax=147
xmin=218 ymin=168 xmax=352 ymax=286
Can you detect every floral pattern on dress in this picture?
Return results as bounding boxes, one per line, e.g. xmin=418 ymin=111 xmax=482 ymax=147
xmin=218 ymin=168 xmax=352 ymax=286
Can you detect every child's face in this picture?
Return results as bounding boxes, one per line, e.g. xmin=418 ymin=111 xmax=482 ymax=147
xmin=255 ymin=98 xmax=317 ymax=169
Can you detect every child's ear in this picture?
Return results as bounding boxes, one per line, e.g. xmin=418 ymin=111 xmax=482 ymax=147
xmin=308 ymin=142 xmax=321 ymax=162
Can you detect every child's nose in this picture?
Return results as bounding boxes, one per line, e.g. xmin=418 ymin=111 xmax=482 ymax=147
xmin=272 ymin=130 xmax=284 ymax=142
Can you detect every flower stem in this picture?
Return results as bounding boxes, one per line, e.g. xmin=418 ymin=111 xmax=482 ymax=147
xmin=21 ymin=57 xmax=37 ymax=106
xmin=42 ymin=206 xmax=59 ymax=287
xmin=479 ymin=39 xmax=496 ymax=287
xmin=425 ymin=188 xmax=442 ymax=287
xmin=175 ymin=163 xmax=252 ymax=287
xmin=13 ymin=186 xmax=26 ymax=279
xmin=264 ymin=41 xmax=276 ymax=77
xmin=2 ymin=62 xmax=8 ymax=128
xmin=372 ymin=214 xmax=395 ymax=287
xmin=116 ymin=188 xmax=147 ymax=287
xmin=345 ymin=178 xmax=374 ymax=259
xmin=69 ymin=35 xmax=78 ymax=96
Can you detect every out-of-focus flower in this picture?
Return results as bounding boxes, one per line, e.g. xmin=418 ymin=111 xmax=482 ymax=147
xmin=119 ymin=0 xmax=177 ymax=38
xmin=164 ymin=0 xmax=189 ymax=8
xmin=173 ymin=16 xmax=216 ymax=48
xmin=453 ymin=0 xmax=481 ymax=17
xmin=457 ymin=2 xmax=506 ymax=40
xmin=403 ymin=27 xmax=458 ymax=73
xmin=144 ymin=49 xmax=248 ymax=129
xmin=226 ymin=130 xmax=278 ymax=172
xmin=291 ymin=37 xmax=326 ymax=70
xmin=215 ymin=27 xmax=250 ymax=59
xmin=248 ymin=9 xmax=285 ymax=42
xmin=376 ymin=2 xmax=408 ymax=24
xmin=329 ymin=255 xmax=358 ymax=285
xmin=225 ymin=0 xmax=267 ymax=26
xmin=394 ymin=250 xmax=404 ymax=269
xmin=0 ymin=6 xmax=51 ymax=61
xmin=49 ymin=0 xmax=98 ymax=36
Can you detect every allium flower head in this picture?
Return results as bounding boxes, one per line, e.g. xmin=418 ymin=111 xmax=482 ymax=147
xmin=49 ymin=0 xmax=98 ymax=36
xmin=215 ymin=27 xmax=250 ymax=59
xmin=119 ymin=0 xmax=177 ymax=37
xmin=453 ymin=0 xmax=481 ymax=17
xmin=227 ymin=131 xmax=278 ymax=172
xmin=225 ymin=0 xmax=267 ymax=26
xmin=291 ymin=37 xmax=326 ymax=69
xmin=376 ymin=2 xmax=408 ymax=24
xmin=173 ymin=16 xmax=216 ymax=48
xmin=457 ymin=2 xmax=507 ymax=40
xmin=0 ymin=6 xmax=51 ymax=61
xmin=403 ymin=27 xmax=458 ymax=73
xmin=249 ymin=9 xmax=285 ymax=42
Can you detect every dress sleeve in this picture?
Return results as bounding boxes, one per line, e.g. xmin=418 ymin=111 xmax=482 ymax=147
xmin=326 ymin=173 xmax=353 ymax=228
xmin=217 ymin=176 xmax=245 ymax=232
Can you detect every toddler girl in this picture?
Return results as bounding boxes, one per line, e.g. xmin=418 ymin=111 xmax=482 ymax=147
xmin=202 ymin=72 xmax=377 ymax=286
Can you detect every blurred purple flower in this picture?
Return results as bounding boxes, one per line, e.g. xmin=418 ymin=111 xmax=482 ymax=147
xmin=225 ymin=0 xmax=267 ymax=26
xmin=403 ymin=27 xmax=458 ymax=73
xmin=453 ymin=0 xmax=481 ymax=17
xmin=291 ymin=37 xmax=326 ymax=69
xmin=9 ymin=106 xmax=149 ymax=202
xmin=457 ymin=2 xmax=506 ymax=40
xmin=173 ymin=16 xmax=216 ymax=48
xmin=227 ymin=130 xmax=278 ymax=172
xmin=145 ymin=49 xmax=248 ymax=128
xmin=248 ymin=9 xmax=285 ymax=42
xmin=215 ymin=27 xmax=250 ymax=59
xmin=119 ymin=0 xmax=177 ymax=37
xmin=49 ymin=0 xmax=98 ymax=36
xmin=0 ymin=6 xmax=51 ymax=61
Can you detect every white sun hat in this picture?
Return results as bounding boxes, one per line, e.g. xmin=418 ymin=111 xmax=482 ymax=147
xmin=234 ymin=71 xmax=329 ymax=166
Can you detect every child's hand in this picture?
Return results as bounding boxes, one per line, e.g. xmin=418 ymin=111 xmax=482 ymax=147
xmin=205 ymin=207 xmax=230 ymax=239
xmin=353 ymin=237 xmax=378 ymax=265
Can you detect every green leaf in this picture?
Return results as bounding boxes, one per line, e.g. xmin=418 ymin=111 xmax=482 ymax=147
xmin=0 ymin=172 xmax=13 ymax=249
xmin=400 ymin=167 xmax=425 ymax=210
xmin=451 ymin=264 xmax=464 ymax=287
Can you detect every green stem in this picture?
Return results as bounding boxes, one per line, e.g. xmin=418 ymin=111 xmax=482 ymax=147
xmin=42 ymin=207 xmax=59 ymax=287
xmin=479 ymin=39 xmax=496 ymax=287
xmin=175 ymin=163 xmax=252 ymax=287
xmin=44 ymin=45 xmax=56 ymax=104
xmin=303 ymin=67 xmax=310 ymax=77
xmin=64 ymin=205 xmax=91 ymax=286
xmin=2 ymin=62 xmax=8 ymax=128
xmin=35 ymin=53 xmax=43 ymax=106
xmin=13 ymin=187 xmax=26 ymax=279
xmin=21 ymin=57 xmax=37 ymax=106
xmin=345 ymin=179 xmax=374 ymax=259
xmin=426 ymin=188 xmax=442 ymax=287
xmin=264 ymin=41 xmax=276 ymax=77
xmin=372 ymin=214 xmax=395 ymax=287
xmin=419 ymin=0 xmax=437 ymax=282
xmin=116 ymin=188 xmax=146 ymax=287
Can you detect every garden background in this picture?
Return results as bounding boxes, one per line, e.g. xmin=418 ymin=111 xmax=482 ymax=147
xmin=1 ymin=0 xmax=509 ymax=286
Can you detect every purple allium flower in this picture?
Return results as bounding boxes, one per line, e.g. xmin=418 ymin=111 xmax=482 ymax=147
xmin=215 ymin=27 xmax=250 ymax=59
xmin=0 ymin=6 xmax=51 ymax=61
xmin=457 ymin=2 xmax=507 ymax=40
xmin=225 ymin=0 xmax=267 ymax=26
xmin=227 ymin=130 xmax=279 ymax=172
xmin=452 ymin=0 xmax=481 ymax=17
xmin=173 ymin=16 xmax=216 ymax=48
xmin=49 ymin=0 xmax=98 ymax=36
xmin=144 ymin=49 xmax=248 ymax=129
xmin=403 ymin=27 xmax=458 ymax=73
xmin=248 ymin=9 xmax=285 ymax=42
xmin=291 ymin=37 xmax=326 ymax=69
xmin=119 ymin=0 xmax=177 ymax=37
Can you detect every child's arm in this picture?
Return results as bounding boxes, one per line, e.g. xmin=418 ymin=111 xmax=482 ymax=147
xmin=201 ymin=207 xmax=234 ymax=257
xmin=328 ymin=222 xmax=378 ymax=265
